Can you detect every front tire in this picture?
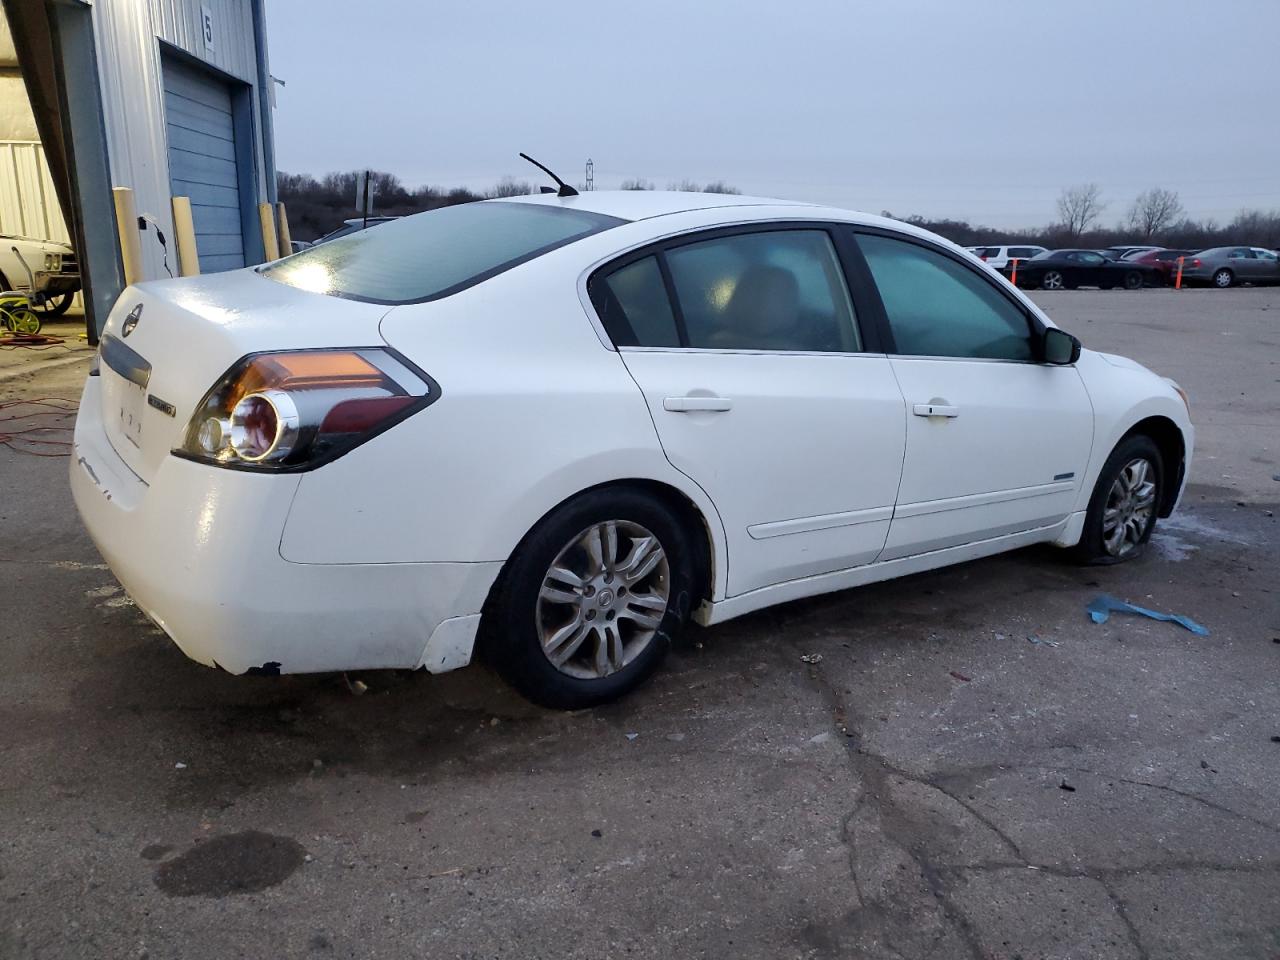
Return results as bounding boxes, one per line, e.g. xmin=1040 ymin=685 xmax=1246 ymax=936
xmin=1123 ymin=271 xmax=1144 ymax=290
xmin=1074 ymin=435 xmax=1163 ymax=564
xmin=481 ymin=488 xmax=697 ymax=709
xmin=1213 ymin=268 xmax=1234 ymax=288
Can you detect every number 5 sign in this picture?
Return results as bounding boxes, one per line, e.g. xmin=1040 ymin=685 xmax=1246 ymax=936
xmin=200 ymin=5 xmax=215 ymax=52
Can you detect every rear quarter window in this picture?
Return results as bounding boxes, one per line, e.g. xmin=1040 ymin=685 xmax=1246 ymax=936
xmin=262 ymin=201 xmax=623 ymax=304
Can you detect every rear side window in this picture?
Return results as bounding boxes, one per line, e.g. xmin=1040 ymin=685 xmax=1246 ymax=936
xmin=665 ymin=230 xmax=861 ymax=352
xmin=1008 ymin=247 xmax=1038 ymax=258
xmin=856 ymin=233 xmax=1034 ymax=361
xmin=262 ymin=201 xmax=623 ymax=304
xmin=595 ymin=256 xmax=681 ymax=348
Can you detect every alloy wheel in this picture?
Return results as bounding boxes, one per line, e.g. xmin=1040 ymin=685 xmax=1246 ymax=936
xmin=1043 ymin=271 xmax=1064 ymax=290
xmin=536 ymin=520 xmax=671 ymax=679
xmin=1102 ymin=458 xmax=1157 ymax=558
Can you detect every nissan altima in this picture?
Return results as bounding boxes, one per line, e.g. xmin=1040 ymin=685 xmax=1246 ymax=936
xmin=71 ymin=191 xmax=1193 ymax=708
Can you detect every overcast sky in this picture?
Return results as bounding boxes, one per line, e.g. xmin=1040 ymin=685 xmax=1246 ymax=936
xmin=266 ymin=0 xmax=1280 ymax=229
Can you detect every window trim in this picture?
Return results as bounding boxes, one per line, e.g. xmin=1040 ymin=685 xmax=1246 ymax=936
xmin=586 ymin=221 xmax=887 ymax=354
xmin=845 ymin=225 xmax=1050 ymax=364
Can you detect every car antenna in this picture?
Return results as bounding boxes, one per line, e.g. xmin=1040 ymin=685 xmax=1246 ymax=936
xmin=519 ymin=153 xmax=579 ymax=198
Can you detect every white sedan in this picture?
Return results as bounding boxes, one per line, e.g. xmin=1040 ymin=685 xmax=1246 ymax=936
xmin=71 ymin=191 xmax=1192 ymax=708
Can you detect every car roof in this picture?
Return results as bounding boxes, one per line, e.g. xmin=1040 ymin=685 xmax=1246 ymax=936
xmin=492 ymin=190 xmax=819 ymax=222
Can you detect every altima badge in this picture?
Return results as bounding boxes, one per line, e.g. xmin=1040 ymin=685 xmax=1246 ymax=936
xmin=122 ymin=304 xmax=142 ymax=337
xmin=147 ymin=394 xmax=176 ymax=418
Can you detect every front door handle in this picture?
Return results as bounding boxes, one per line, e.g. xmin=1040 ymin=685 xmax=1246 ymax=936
xmin=664 ymin=396 xmax=734 ymax=413
xmin=912 ymin=402 xmax=959 ymax=418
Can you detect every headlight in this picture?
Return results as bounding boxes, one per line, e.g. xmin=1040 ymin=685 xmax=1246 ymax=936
xmin=1166 ymin=378 xmax=1190 ymax=416
xmin=175 ymin=348 xmax=437 ymax=471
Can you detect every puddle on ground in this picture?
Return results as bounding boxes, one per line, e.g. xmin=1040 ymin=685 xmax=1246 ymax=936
xmin=154 ymin=830 xmax=306 ymax=897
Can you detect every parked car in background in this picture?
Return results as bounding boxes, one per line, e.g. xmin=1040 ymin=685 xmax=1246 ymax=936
xmin=1099 ymin=245 xmax=1161 ymax=261
xmin=1122 ymin=248 xmax=1197 ymax=285
xmin=310 ymin=216 xmax=400 ymax=246
xmin=0 ymin=235 xmax=81 ymax=316
xmin=1013 ymin=249 xmax=1162 ymax=290
xmin=1177 ymin=247 xmax=1280 ymax=288
xmin=970 ymin=244 xmax=1046 ymax=269
xmin=71 ymin=192 xmax=1192 ymax=708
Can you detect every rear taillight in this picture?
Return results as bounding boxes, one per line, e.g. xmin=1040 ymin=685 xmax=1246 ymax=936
xmin=175 ymin=348 xmax=436 ymax=471
xmin=1191 ymin=259 xmax=1201 ymax=268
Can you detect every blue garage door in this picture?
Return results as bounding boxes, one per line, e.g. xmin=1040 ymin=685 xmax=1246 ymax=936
xmin=162 ymin=58 xmax=245 ymax=272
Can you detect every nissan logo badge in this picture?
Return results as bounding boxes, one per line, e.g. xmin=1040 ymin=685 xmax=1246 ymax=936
xmin=122 ymin=304 xmax=142 ymax=337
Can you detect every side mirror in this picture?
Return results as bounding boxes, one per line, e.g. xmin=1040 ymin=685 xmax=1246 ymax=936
xmin=1043 ymin=327 xmax=1081 ymax=365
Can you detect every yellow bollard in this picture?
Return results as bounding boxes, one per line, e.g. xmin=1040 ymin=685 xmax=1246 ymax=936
xmin=275 ymin=202 xmax=292 ymax=256
xmin=170 ymin=196 xmax=201 ymax=276
xmin=258 ymin=202 xmax=280 ymax=262
xmin=112 ymin=187 xmax=143 ymax=286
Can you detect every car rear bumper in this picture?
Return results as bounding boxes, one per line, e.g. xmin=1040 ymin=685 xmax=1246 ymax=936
xmin=69 ymin=375 xmax=501 ymax=675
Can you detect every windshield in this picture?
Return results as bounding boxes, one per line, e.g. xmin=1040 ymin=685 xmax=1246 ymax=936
xmin=1030 ymin=250 xmax=1055 ymax=260
xmin=262 ymin=201 xmax=624 ymax=304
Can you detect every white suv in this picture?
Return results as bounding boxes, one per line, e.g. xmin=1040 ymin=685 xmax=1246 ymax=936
xmin=969 ymin=245 xmax=1047 ymax=269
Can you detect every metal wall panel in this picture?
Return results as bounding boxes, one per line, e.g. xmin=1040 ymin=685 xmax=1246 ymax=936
xmin=0 ymin=140 xmax=70 ymax=242
xmin=91 ymin=0 xmax=269 ymax=282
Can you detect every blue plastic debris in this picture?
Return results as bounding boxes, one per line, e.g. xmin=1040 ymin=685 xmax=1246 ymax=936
xmin=1086 ymin=594 xmax=1209 ymax=636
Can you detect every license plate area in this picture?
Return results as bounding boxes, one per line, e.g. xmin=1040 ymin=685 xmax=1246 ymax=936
xmin=99 ymin=333 xmax=152 ymax=450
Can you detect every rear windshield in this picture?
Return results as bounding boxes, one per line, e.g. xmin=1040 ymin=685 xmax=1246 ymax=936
xmin=261 ymin=201 xmax=624 ymax=304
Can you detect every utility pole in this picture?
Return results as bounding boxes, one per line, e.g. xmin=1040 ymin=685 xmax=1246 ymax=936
xmin=585 ymin=158 xmax=594 ymax=192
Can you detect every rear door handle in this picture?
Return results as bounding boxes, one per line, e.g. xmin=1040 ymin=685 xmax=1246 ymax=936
xmin=663 ymin=396 xmax=734 ymax=413
xmin=912 ymin=402 xmax=959 ymax=418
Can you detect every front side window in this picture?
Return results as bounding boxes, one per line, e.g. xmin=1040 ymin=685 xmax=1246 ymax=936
xmin=664 ymin=230 xmax=861 ymax=352
xmin=856 ymin=233 xmax=1034 ymax=362
xmin=1253 ymin=249 xmax=1276 ymax=261
xmin=263 ymin=201 xmax=623 ymax=304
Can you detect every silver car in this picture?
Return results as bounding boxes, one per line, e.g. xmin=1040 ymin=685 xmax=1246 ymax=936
xmin=1180 ymin=246 xmax=1280 ymax=288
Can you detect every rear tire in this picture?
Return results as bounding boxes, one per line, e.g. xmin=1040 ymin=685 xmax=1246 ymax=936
xmin=38 ymin=292 xmax=75 ymax=317
xmin=1213 ymin=268 xmax=1234 ymax=288
xmin=1074 ymin=435 xmax=1163 ymax=565
xmin=1041 ymin=270 xmax=1065 ymax=291
xmin=480 ymin=488 xmax=697 ymax=709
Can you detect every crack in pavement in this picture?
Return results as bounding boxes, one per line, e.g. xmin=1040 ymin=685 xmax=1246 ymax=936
xmin=778 ymin=643 xmax=1278 ymax=957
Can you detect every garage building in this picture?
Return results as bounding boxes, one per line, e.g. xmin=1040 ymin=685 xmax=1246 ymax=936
xmin=1 ymin=0 xmax=278 ymax=340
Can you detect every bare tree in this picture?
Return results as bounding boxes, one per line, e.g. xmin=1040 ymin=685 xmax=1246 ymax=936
xmin=1057 ymin=183 xmax=1106 ymax=241
xmin=619 ymin=178 xmax=654 ymax=190
xmin=666 ymin=178 xmax=740 ymax=194
xmin=702 ymin=180 xmax=741 ymax=195
xmin=1127 ymin=188 xmax=1184 ymax=239
xmin=486 ymin=177 xmax=535 ymax=198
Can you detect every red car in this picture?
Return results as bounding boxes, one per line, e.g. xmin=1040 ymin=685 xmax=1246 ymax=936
xmin=1123 ymin=249 xmax=1197 ymax=285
